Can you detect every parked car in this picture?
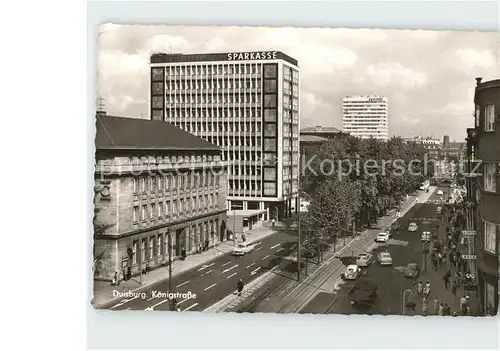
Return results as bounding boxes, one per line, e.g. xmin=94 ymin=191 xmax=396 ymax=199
xmin=404 ymin=263 xmax=420 ymax=279
xmin=356 ymin=253 xmax=374 ymax=267
xmin=408 ymin=222 xmax=418 ymax=232
xmin=421 ymin=231 xmax=431 ymax=242
xmin=343 ymin=264 xmax=361 ymax=280
xmin=232 ymin=241 xmax=256 ymax=256
xmin=437 ymin=189 xmax=444 ymax=195
xmin=349 ymin=279 xmax=378 ymax=308
xmin=377 ymin=251 xmax=393 ymax=265
xmin=375 ymin=232 xmax=390 ymax=243
xmin=436 ymin=206 xmax=442 ymax=214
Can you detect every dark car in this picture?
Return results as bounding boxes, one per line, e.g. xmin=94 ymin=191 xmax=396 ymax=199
xmin=390 ymin=221 xmax=401 ymax=237
xmin=349 ymin=279 xmax=378 ymax=308
xmin=404 ymin=263 xmax=420 ymax=279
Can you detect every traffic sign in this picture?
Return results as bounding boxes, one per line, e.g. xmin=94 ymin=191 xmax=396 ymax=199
xmin=461 ymin=230 xmax=477 ymax=236
xmin=461 ymin=254 xmax=476 ymax=260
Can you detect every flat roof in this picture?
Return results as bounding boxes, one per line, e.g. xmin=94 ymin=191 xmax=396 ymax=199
xmin=228 ymin=209 xmax=267 ymax=218
xmin=150 ymin=50 xmax=298 ymax=66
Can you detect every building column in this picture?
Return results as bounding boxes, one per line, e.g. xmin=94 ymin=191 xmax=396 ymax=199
xmin=295 ymin=197 xmax=299 ymax=213
xmin=243 ymin=201 xmax=248 ymax=210
xmin=228 ymin=200 xmax=232 ymax=210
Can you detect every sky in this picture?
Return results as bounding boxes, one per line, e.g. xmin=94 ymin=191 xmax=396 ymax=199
xmin=97 ymin=25 xmax=499 ymax=142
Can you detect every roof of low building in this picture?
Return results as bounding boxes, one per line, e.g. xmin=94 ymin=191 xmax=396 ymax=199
xmin=300 ymin=135 xmax=329 ymax=143
xmin=95 ymin=114 xmax=220 ymax=151
xmin=300 ymin=125 xmax=344 ymax=134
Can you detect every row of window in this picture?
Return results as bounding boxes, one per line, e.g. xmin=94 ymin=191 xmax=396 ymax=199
xmin=475 ymin=104 xmax=496 ymax=131
xmin=127 ymin=154 xmax=220 ymax=166
xmin=176 ymin=123 xmax=262 ymax=133
xmin=159 ymin=79 xmax=263 ymax=91
xmin=162 ymin=94 xmax=261 ymax=104
xmin=167 ymin=108 xmax=262 ymax=120
xmin=161 ymin=64 xmax=262 ymax=76
xmin=132 ymin=194 xmax=219 ymax=223
xmin=132 ymin=173 xmax=219 ymax=195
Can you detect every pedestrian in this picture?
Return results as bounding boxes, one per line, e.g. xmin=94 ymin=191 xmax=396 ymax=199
xmin=460 ymin=295 xmax=467 ymax=315
xmin=424 ymin=282 xmax=431 ymax=298
xmin=432 ymin=256 xmax=438 ymax=270
xmin=443 ymin=271 xmax=450 ymax=289
xmin=241 ymin=233 xmax=246 ymax=242
xmin=237 ymin=279 xmax=244 ymax=296
xmin=438 ymin=302 xmax=444 ymax=316
xmin=451 ymin=280 xmax=457 ymax=296
xmin=433 ymin=297 xmax=439 ymax=315
xmin=272 ymin=219 xmax=275 ymax=227
xmin=111 ymin=271 xmax=119 ymax=286
xmin=437 ymin=252 xmax=442 ymax=267
xmin=444 ymin=303 xmax=451 ymax=316
xmin=422 ymin=299 xmax=428 ymax=316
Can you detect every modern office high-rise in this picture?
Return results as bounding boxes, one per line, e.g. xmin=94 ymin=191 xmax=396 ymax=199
xmin=149 ymin=51 xmax=300 ymax=220
xmin=342 ymin=95 xmax=389 ymax=140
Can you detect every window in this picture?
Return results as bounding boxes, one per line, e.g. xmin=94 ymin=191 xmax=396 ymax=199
xmin=150 ymin=177 xmax=156 ymax=192
xmin=157 ymin=234 xmax=162 ymax=256
xmin=264 ymin=109 xmax=277 ymax=122
xmin=152 ymin=95 xmax=164 ymax=109
xmin=264 ymin=95 xmax=276 ymax=108
xmin=151 ymin=68 xmax=164 ymax=82
xmin=264 ymin=65 xmax=277 ymax=78
xmin=132 ymin=178 xmax=138 ymax=194
xmin=150 ymin=204 xmax=155 ymax=219
xmin=484 ymin=163 xmax=497 ymax=192
xmin=173 ymin=201 xmax=177 ymax=216
xmin=264 ymin=124 xmax=276 ymax=137
xmin=475 ymin=104 xmax=480 ymax=127
xmin=263 ymin=182 xmax=276 ymax=196
xmin=141 ymin=205 xmax=146 ymax=221
xmin=158 ymin=176 xmax=163 ymax=191
xmin=485 ymin=105 xmax=495 ymax=131
xmin=165 ymin=201 xmax=170 ymax=217
xmin=264 ymin=79 xmax=277 ymax=93
xmin=165 ymin=176 xmax=170 ymax=191
xmin=152 ymin=81 xmax=164 ymax=94
xmin=132 ymin=240 xmax=138 ymax=264
xmin=149 ymin=237 xmax=154 ymax=259
xmin=141 ymin=178 xmax=146 ymax=193
xmin=133 ymin=206 xmax=139 ymax=223
xmin=484 ymin=222 xmax=497 ymax=253
xmin=158 ymin=202 xmax=163 ymax=218
xmin=141 ymin=239 xmax=146 ymax=262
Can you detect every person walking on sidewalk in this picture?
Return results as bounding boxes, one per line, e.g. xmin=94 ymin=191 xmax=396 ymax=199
xmin=237 ymin=279 xmax=244 ymax=296
xmin=443 ymin=270 xmax=451 ymax=289
xmin=451 ymin=280 xmax=457 ymax=297
xmin=422 ymin=298 xmax=429 ymax=316
xmin=433 ymin=297 xmax=439 ymax=315
xmin=443 ymin=303 xmax=451 ymax=316
xmin=417 ymin=281 xmax=423 ymax=296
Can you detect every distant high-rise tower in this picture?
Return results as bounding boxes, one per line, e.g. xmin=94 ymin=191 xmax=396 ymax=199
xmin=342 ymin=95 xmax=389 ymax=140
xmin=443 ymin=135 xmax=450 ymax=148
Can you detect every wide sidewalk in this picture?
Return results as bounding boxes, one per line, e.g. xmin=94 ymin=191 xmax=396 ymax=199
xmin=92 ymin=224 xmax=277 ymax=308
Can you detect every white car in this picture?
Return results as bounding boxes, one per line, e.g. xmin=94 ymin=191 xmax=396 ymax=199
xmin=408 ymin=222 xmax=418 ymax=232
xmin=421 ymin=231 xmax=431 ymax=242
xmin=437 ymin=189 xmax=444 ymax=195
xmin=375 ymin=232 xmax=389 ymax=243
xmin=356 ymin=253 xmax=374 ymax=267
xmin=436 ymin=206 xmax=442 ymax=214
xmin=232 ymin=241 xmax=256 ymax=256
xmin=377 ymin=252 xmax=393 ymax=266
xmin=344 ymin=264 xmax=361 ymax=280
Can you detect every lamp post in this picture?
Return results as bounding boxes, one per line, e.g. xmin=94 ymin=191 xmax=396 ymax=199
xmin=402 ymin=289 xmax=412 ymax=315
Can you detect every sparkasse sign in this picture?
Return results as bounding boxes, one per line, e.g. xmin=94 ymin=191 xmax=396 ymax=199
xmin=228 ymin=51 xmax=278 ymax=61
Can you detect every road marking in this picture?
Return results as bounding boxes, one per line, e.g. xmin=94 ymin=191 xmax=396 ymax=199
xmin=146 ymin=298 xmax=170 ymax=311
xmin=110 ymin=295 xmax=140 ymax=309
xmin=226 ymin=272 xmax=237 ymax=279
xmin=246 ymin=263 xmax=255 ymax=269
xmin=270 ymin=243 xmax=281 ymax=249
xmin=197 ymin=263 xmax=214 ymax=271
xmin=126 ymin=307 xmax=131 ymax=310
xmin=222 ymin=264 xmax=238 ymax=273
xmin=204 ymin=283 xmax=217 ymax=291
xmin=250 ymin=267 xmax=261 ymax=276
xmin=222 ymin=260 xmax=232 ymax=267
xmin=147 ymin=295 xmax=156 ymax=301
xmin=276 ymin=248 xmax=284 ymax=252
xmin=201 ymin=269 xmax=213 ymax=277
xmin=178 ymin=297 xmax=190 ymax=306
xmin=176 ymin=280 xmax=190 ymax=288
xmin=183 ymin=303 xmax=199 ymax=311
xmin=255 ymin=247 xmax=262 ymax=251
xmin=262 ymin=254 xmax=271 ymax=260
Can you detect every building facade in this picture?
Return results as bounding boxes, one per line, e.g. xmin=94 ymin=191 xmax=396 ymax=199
xmin=149 ymin=51 xmax=300 ymax=221
xmin=93 ymin=115 xmax=228 ymax=281
xmin=466 ymin=77 xmax=500 ymax=315
xmin=342 ymin=95 xmax=389 ymax=140
xmin=403 ymin=135 xmax=442 ymax=159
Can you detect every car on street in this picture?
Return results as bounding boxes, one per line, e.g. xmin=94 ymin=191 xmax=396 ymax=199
xmin=232 ymin=241 xmax=256 ymax=256
xmin=377 ymin=251 xmax=393 ymax=265
xmin=343 ymin=264 xmax=361 ymax=280
xmin=408 ymin=222 xmax=418 ymax=232
xmin=436 ymin=206 xmax=442 ymax=214
xmin=421 ymin=231 xmax=431 ymax=242
xmin=375 ymin=232 xmax=389 ymax=243
xmin=356 ymin=253 xmax=375 ymax=267
xmin=437 ymin=189 xmax=444 ymax=195
xmin=404 ymin=263 xmax=420 ymax=279
xmin=349 ymin=279 xmax=378 ymax=309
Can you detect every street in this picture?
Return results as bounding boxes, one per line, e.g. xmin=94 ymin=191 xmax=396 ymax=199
xmin=99 ymin=229 xmax=298 ymax=312
xmin=310 ymin=186 xmax=457 ymax=315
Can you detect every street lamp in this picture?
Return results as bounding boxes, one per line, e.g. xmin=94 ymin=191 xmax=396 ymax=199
xmin=402 ymin=289 xmax=412 ymax=315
